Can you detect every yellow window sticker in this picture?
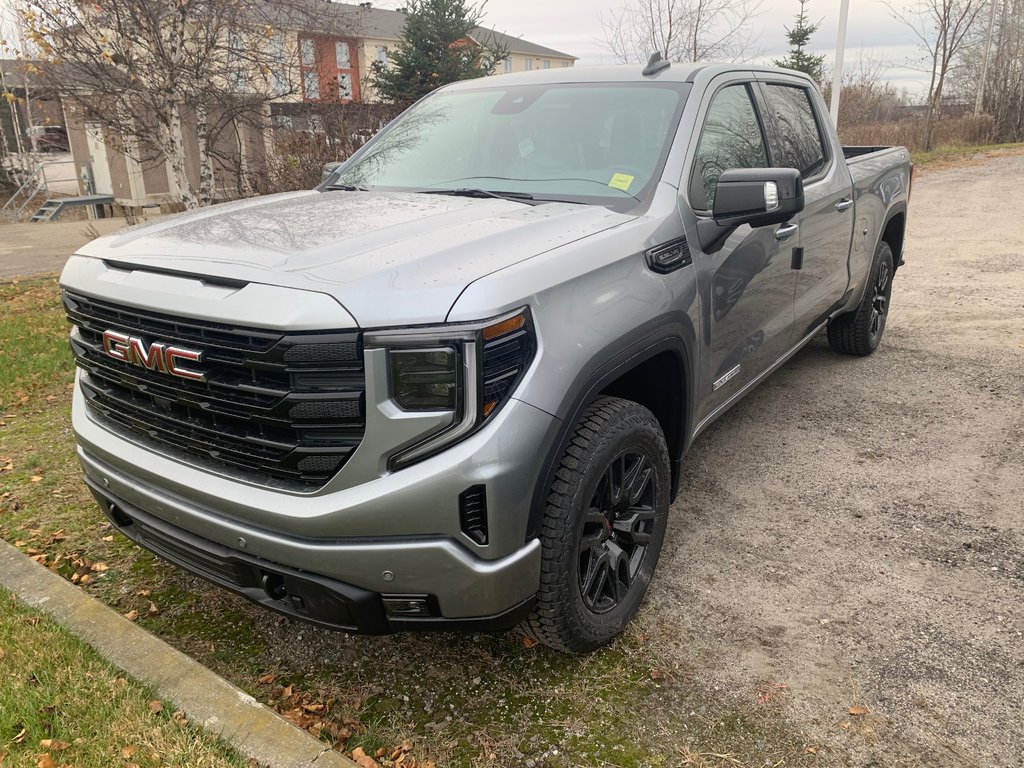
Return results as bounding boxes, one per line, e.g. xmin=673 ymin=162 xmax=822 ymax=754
xmin=609 ymin=173 xmax=635 ymax=191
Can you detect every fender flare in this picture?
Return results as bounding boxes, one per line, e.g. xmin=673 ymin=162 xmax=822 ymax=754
xmin=847 ymin=201 xmax=908 ymax=312
xmin=524 ymin=328 xmax=695 ymax=541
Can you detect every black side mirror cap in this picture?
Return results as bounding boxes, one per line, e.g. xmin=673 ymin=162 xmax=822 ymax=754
xmin=713 ymin=168 xmax=804 ymax=227
xmin=696 ymin=168 xmax=805 ymax=254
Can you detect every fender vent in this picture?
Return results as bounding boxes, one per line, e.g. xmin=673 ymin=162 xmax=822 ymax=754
xmin=459 ymin=485 xmax=488 ymax=546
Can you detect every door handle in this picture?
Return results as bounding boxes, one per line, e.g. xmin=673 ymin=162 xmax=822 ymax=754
xmin=775 ymin=223 xmax=798 ymax=241
xmin=835 ymin=198 xmax=853 ymax=212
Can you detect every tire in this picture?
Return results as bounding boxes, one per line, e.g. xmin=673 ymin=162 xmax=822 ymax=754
xmin=827 ymin=241 xmax=895 ymax=356
xmin=521 ymin=396 xmax=671 ymax=653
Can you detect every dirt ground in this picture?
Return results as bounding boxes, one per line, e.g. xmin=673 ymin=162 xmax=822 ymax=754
xmin=646 ymin=153 xmax=1023 ymax=766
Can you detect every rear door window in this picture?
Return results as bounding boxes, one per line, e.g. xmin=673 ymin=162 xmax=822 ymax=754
xmin=762 ymin=84 xmax=828 ymax=179
xmin=689 ymin=84 xmax=769 ymax=210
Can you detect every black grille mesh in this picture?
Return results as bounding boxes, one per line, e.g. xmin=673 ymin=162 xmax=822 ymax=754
xmin=64 ymin=291 xmax=365 ymax=488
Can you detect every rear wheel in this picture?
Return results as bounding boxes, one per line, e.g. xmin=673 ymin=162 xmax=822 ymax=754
xmin=521 ymin=396 xmax=670 ymax=653
xmin=827 ymin=241 xmax=894 ymax=356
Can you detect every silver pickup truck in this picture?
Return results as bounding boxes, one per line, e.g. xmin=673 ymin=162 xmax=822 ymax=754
xmin=61 ymin=62 xmax=911 ymax=652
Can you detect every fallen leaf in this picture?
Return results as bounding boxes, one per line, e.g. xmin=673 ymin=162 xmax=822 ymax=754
xmin=121 ymin=745 xmax=137 ymax=758
xmin=29 ymin=476 xmax=42 ymax=483
xmin=36 ymin=754 xmax=56 ymax=768
xmin=91 ymin=563 xmax=109 ymax=572
xmin=148 ymin=700 xmax=162 ymax=714
xmin=148 ymin=602 xmax=159 ymax=615
xmin=136 ymin=589 xmax=151 ymax=597
xmin=101 ymin=535 xmax=114 ymax=542
xmin=172 ymin=710 xmax=188 ymax=727
xmin=375 ymin=746 xmax=387 ymax=758
xmin=806 ymin=746 xmax=819 ymax=754
xmin=848 ymin=705 xmax=870 ymax=716
xmin=257 ymin=673 xmax=277 ymax=685
xmin=113 ymin=677 xmax=127 ymax=688
xmin=38 ymin=740 xmax=68 ymax=751
xmin=521 ymin=635 xmax=537 ymax=649
xmin=350 ymin=747 xmax=380 ymax=768
xmin=123 ymin=610 xmax=139 ymax=622
xmin=12 ymin=729 xmax=26 ymax=744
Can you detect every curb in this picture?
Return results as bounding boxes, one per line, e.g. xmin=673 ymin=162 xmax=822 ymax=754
xmin=0 ymin=539 xmax=358 ymax=768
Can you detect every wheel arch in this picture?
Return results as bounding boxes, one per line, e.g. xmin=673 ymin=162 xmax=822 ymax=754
xmin=526 ymin=333 xmax=693 ymax=541
xmin=880 ymin=204 xmax=907 ymax=268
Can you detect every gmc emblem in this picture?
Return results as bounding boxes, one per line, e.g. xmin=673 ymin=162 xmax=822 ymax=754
xmin=101 ymin=329 xmax=206 ymax=382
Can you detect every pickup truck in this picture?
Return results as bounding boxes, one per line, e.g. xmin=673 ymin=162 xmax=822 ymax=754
xmin=60 ymin=62 xmax=911 ymax=652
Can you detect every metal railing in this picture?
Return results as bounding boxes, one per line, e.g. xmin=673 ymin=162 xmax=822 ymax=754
xmin=1 ymin=158 xmax=77 ymax=221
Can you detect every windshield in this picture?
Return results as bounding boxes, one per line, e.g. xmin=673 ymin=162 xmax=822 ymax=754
xmin=330 ymin=81 xmax=690 ymax=209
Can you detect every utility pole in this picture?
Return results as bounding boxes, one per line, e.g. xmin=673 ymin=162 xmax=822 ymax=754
xmin=974 ymin=0 xmax=998 ymax=116
xmin=829 ymin=0 xmax=850 ymax=127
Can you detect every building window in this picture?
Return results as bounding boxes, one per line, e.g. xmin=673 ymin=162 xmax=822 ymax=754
xmin=503 ymin=57 xmax=512 ymax=73
xmin=227 ymin=31 xmax=248 ymax=92
xmin=300 ymin=38 xmax=315 ymax=67
xmin=338 ymin=73 xmax=353 ymax=100
xmin=543 ymin=59 xmax=551 ymax=69
xmin=336 ymin=41 xmax=351 ymax=69
xmin=375 ymin=45 xmax=389 ymax=67
xmin=524 ymin=59 xmax=533 ymax=71
xmin=562 ymin=61 xmax=571 ymax=68
xmin=303 ymin=69 xmax=320 ymax=100
xmin=271 ymin=33 xmax=288 ymax=96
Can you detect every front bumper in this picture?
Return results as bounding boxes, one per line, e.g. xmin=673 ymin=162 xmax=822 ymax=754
xmin=86 ymin=479 xmax=534 ymax=633
xmin=74 ymin=379 xmax=558 ymax=623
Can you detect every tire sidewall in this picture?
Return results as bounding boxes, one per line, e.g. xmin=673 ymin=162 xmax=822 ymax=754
xmin=563 ymin=405 xmax=671 ymax=644
xmin=865 ymin=242 xmax=895 ymax=350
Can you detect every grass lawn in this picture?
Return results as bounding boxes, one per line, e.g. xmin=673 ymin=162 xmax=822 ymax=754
xmin=910 ymin=141 xmax=1024 ymax=168
xmin=0 ymin=587 xmax=253 ymax=768
xmin=0 ymin=276 xmax=820 ymax=767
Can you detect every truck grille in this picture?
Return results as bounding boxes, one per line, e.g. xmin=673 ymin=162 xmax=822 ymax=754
xmin=64 ymin=291 xmax=365 ymax=489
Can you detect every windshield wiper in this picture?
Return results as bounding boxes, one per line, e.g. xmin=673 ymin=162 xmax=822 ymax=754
xmin=418 ymin=188 xmax=537 ymax=203
xmin=325 ymin=184 xmax=370 ymax=191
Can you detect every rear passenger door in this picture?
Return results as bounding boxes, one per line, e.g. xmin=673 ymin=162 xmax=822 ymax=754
xmin=757 ymin=80 xmax=855 ymax=339
xmin=685 ymin=79 xmax=796 ymax=427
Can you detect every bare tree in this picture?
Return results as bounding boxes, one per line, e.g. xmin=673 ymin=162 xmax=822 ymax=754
xmin=19 ymin=0 xmax=362 ymax=208
xmin=887 ymin=0 xmax=986 ymax=149
xmin=599 ymin=0 xmax=763 ymax=65
xmin=951 ymin=0 xmax=1024 ymax=141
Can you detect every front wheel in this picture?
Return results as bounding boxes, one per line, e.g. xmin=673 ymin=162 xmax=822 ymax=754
xmin=827 ymin=241 xmax=895 ymax=356
xmin=521 ymin=397 xmax=671 ymax=653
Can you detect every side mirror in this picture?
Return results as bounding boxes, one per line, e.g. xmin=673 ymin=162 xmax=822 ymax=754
xmin=713 ymin=168 xmax=804 ymax=227
xmin=696 ymin=168 xmax=804 ymax=254
xmin=321 ymin=161 xmax=343 ymax=184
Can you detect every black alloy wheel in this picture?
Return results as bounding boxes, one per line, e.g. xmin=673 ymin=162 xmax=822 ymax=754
xmin=578 ymin=450 xmax=657 ymax=614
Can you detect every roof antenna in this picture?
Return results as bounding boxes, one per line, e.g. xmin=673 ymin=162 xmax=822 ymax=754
xmin=642 ymin=51 xmax=671 ymax=76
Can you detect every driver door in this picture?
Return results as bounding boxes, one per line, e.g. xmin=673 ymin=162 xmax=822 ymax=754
xmin=685 ymin=80 xmax=797 ymax=428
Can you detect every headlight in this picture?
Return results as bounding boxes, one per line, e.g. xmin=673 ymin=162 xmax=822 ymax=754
xmin=365 ymin=307 xmax=535 ymax=469
xmin=388 ymin=347 xmax=458 ymax=411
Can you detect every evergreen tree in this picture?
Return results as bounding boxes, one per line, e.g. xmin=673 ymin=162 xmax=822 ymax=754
xmin=372 ymin=0 xmax=508 ymax=105
xmin=774 ymin=0 xmax=826 ymax=82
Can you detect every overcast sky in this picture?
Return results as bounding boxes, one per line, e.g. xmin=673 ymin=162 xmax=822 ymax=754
xmin=1 ymin=0 xmax=931 ymax=97
xmin=420 ymin=0 xmax=931 ymax=97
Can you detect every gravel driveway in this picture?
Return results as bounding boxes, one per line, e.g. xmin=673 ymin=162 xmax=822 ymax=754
xmin=647 ymin=152 xmax=1023 ymax=767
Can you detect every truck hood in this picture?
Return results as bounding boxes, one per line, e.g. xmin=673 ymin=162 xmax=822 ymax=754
xmin=77 ymin=189 xmax=633 ymax=326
